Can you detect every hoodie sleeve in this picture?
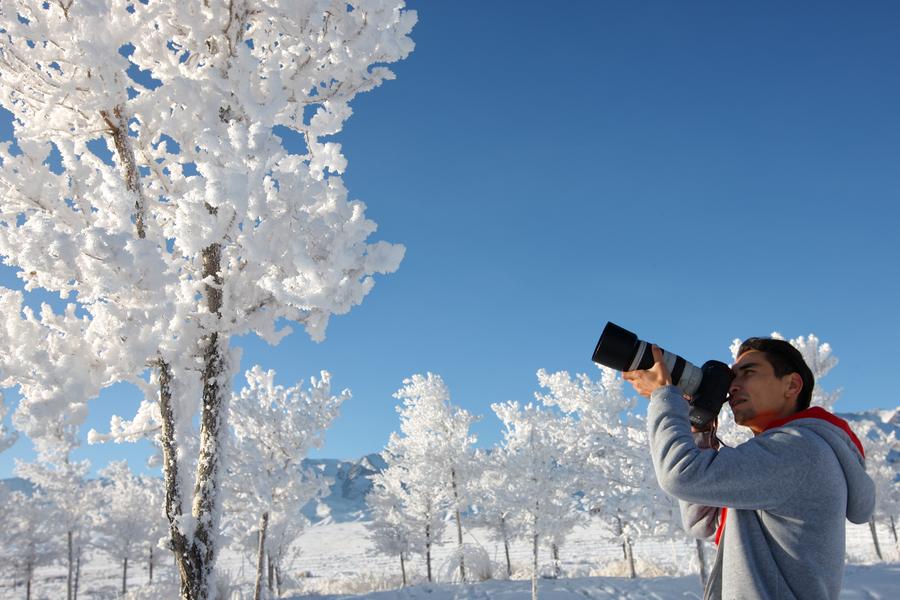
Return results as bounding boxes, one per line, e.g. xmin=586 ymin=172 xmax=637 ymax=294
xmin=846 ymin=476 xmax=875 ymax=524
xmin=680 ymin=500 xmax=720 ymax=539
xmin=648 ymin=386 xmax=814 ymax=510
xmin=677 ymin=430 xmax=724 ymax=539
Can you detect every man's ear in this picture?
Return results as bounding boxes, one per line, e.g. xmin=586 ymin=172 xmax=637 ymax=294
xmin=785 ymin=372 xmax=803 ymax=400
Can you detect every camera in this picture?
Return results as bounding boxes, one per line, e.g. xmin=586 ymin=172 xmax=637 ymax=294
xmin=591 ymin=322 xmax=733 ymax=429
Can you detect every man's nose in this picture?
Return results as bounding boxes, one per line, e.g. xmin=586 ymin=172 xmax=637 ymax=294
xmin=728 ymin=379 xmax=740 ymax=395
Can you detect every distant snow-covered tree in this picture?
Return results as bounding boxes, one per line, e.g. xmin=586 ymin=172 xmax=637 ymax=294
xmin=535 ymin=367 xmax=677 ymax=578
xmin=381 ymin=448 xmax=446 ymax=583
xmin=0 ymin=490 xmax=62 ymax=600
xmin=263 ymin=506 xmax=311 ymax=597
xmin=468 ymin=448 xmax=519 ymax=578
xmin=854 ymin=416 xmax=900 ymax=560
xmin=15 ymin=454 xmax=94 ymax=600
xmin=387 ymin=373 xmax=478 ymax=582
xmin=366 ymin=470 xmax=416 ymax=586
xmin=0 ymin=3 xmax=415 ymax=598
xmin=491 ymin=401 xmax=579 ymax=600
xmin=93 ymin=461 xmax=164 ymax=596
xmin=0 ymin=391 xmax=16 ymax=453
xmin=223 ymin=365 xmax=346 ymax=600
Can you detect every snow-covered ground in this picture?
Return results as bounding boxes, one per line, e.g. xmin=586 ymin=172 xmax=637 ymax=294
xmin=307 ymin=565 xmax=900 ymax=600
xmin=3 ymin=517 xmax=897 ymax=599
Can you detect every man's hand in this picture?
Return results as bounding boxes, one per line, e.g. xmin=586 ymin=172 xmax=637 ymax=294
xmin=623 ymin=345 xmax=673 ymax=399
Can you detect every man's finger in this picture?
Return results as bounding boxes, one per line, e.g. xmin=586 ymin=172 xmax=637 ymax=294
xmin=651 ymin=344 xmax=664 ymax=363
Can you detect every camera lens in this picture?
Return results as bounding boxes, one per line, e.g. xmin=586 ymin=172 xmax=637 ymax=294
xmin=592 ymin=322 xmax=703 ymax=396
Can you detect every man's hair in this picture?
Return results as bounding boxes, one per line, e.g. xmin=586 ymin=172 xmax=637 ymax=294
xmin=737 ymin=338 xmax=815 ymax=411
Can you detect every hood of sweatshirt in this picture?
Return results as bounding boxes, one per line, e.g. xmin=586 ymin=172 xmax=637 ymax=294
xmin=764 ymin=407 xmax=874 ymax=524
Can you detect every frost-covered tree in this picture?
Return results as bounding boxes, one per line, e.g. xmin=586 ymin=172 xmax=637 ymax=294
xmin=491 ymin=401 xmax=579 ymax=600
xmin=0 ymin=2 xmax=415 ymax=598
xmin=262 ymin=507 xmax=310 ymax=597
xmin=223 ymin=365 xmax=345 ymax=600
xmin=225 ymin=477 xmax=316 ymax=599
xmin=468 ymin=448 xmax=519 ymax=578
xmin=375 ymin=385 xmax=459 ymax=588
xmin=387 ymin=373 xmax=478 ymax=582
xmin=0 ymin=391 xmax=17 ymax=453
xmin=93 ymin=461 xmax=165 ymax=596
xmin=535 ymin=367 xmax=677 ymax=578
xmin=0 ymin=490 xmax=62 ymax=600
xmin=369 ymin=452 xmax=445 ymax=582
xmin=15 ymin=454 xmax=94 ymax=600
xmin=854 ymin=416 xmax=900 ymax=560
xmin=366 ymin=470 xmax=416 ymax=586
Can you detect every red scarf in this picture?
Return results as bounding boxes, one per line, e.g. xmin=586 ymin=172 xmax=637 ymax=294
xmin=713 ymin=407 xmax=864 ymax=545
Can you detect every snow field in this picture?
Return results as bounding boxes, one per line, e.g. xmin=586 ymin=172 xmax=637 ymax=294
xmin=5 ymin=517 xmax=894 ymax=599
xmin=260 ymin=519 xmax=897 ymax=594
xmin=306 ymin=564 xmax=900 ymax=600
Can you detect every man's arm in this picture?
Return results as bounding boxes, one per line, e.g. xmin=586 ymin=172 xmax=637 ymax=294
xmin=680 ymin=501 xmax=720 ymax=540
xmin=677 ymin=429 xmax=723 ymax=539
xmin=647 ymin=386 xmax=814 ymax=510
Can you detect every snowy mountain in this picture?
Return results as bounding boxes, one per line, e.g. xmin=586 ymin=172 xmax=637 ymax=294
xmin=841 ymin=408 xmax=900 ymax=430
xmin=300 ymin=453 xmax=386 ymax=523
xmin=0 ymin=476 xmax=34 ymax=495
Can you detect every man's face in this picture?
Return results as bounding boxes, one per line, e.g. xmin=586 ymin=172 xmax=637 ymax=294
xmin=728 ymin=350 xmax=800 ymax=435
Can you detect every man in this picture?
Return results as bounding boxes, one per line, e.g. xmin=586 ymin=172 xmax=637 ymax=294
xmin=624 ymin=338 xmax=874 ymax=600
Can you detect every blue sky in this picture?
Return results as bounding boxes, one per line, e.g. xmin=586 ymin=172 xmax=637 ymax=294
xmin=2 ymin=0 xmax=899 ymax=477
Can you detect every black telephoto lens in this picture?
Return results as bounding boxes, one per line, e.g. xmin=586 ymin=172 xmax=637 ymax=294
xmin=591 ymin=322 xmax=648 ymax=372
xmin=592 ymin=322 xmax=704 ymax=396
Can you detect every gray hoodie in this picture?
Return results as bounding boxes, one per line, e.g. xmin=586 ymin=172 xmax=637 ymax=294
xmin=648 ymin=386 xmax=875 ymax=600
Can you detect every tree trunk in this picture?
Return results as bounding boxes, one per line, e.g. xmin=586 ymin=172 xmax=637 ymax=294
xmin=400 ymin=552 xmax=407 ymax=587
xmin=67 ymin=529 xmax=73 ymax=600
xmin=188 ymin=240 xmax=228 ymax=600
xmin=101 ymin=104 xmax=147 ymax=238
xmin=254 ymin=512 xmax=269 ymax=600
xmin=501 ymin=516 xmax=512 ymax=578
xmin=25 ymin=563 xmax=33 ymax=600
xmin=275 ymin=564 xmax=283 ymax=597
xmin=158 ymin=359 xmax=200 ymax=599
xmin=615 ymin=516 xmax=627 ymax=560
xmin=74 ymin=551 xmax=80 ymax=600
xmin=890 ymin=515 xmax=899 ymax=553
xmin=450 ymin=468 xmax=466 ymax=582
xmin=267 ymin=552 xmax=274 ymax=593
xmin=869 ymin=518 xmax=884 ymax=561
xmin=550 ymin=542 xmax=560 ymax=578
xmin=624 ymin=536 xmax=636 ymax=579
xmin=425 ymin=522 xmax=432 ymax=582
xmin=122 ymin=556 xmax=128 ymax=596
xmin=531 ymin=505 xmax=540 ymax=600
xmin=531 ymin=527 xmax=538 ymax=600
xmin=105 ymin=100 xmax=179 ymax=597
xmin=695 ymin=538 xmax=708 ymax=587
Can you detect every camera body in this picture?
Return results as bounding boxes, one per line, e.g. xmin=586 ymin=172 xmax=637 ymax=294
xmin=592 ymin=322 xmax=732 ymax=429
